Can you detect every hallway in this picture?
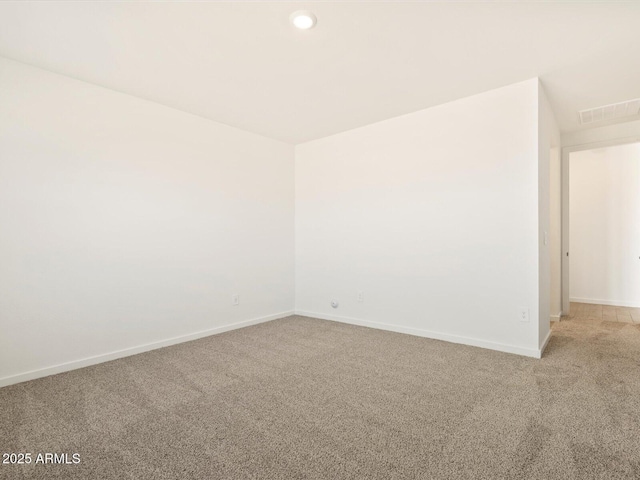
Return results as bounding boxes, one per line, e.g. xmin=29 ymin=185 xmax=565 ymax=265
xmin=566 ymin=302 xmax=640 ymax=324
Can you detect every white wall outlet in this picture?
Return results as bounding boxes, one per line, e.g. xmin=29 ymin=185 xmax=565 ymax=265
xmin=232 ymin=294 xmax=240 ymax=306
xmin=331 ymin=300 xmax=339 ymax=308
xmin=357 ymin=290 xmax=364 ymax=303
xmin=519 ymin=307 xmax=529 ymax=322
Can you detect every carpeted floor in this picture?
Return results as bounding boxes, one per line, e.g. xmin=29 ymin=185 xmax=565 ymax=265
xmin=1 ymin=308 xmax=640 ymax=479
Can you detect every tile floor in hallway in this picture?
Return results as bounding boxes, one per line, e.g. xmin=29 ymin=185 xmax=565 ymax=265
xmin=567 ymin=302 xmax=640 ymax=323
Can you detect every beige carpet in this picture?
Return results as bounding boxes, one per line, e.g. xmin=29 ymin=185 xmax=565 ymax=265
xmin=1 ymin=311 xmax=640 ymax=479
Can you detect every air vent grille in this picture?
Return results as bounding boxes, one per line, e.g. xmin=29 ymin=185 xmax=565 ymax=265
xmin=579 ymin=99 xmax=640 ymax=125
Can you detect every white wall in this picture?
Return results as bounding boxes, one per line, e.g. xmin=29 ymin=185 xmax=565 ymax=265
xmin=0 ymin=58 xmax=556 ymax=386
xmin=0 ymin=58 xmax=295 ymax=386
xmin=538 ymin=85 xmax=562 ymax=330
xmin=538 ymin=83 xmax=561 ymax=335
xmin=295 ymin=79 xmax=544 ymax=357
xmin=569 ymin=142 xmax=640 ymax=307
xmin=549 ymin=145 xmax=562 ymax=320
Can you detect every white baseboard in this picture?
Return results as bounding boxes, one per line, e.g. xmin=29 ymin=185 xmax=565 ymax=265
xmin=570 ymin=297 xmax=640 ymax=308
xmin=295 ymin=310 xmax=543 ymax=359
xmin=0 ymin=311 xmax=294 ymax=388
xmin=550 ymin=313 xmax=562 ymax=322
xmin=539 ymin=329 xmax=552 ymax=357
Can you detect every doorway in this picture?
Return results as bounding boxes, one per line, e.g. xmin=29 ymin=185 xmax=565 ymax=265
xmin=561 ymin=140 xmax=640 ymax=317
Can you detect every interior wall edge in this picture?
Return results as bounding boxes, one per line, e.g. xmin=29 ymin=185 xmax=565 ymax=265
xmin=539 ymin=329 xmax=552 ymax=356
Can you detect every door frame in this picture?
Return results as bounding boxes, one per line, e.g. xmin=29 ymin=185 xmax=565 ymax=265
xmin=561 ymin=135 xmax=640 ymax=316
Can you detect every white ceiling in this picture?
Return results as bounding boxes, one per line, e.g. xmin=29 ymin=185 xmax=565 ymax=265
xmin=1 ymin=1 xmax=639 ymax=144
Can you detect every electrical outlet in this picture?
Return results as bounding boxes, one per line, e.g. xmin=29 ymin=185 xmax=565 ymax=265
xmin=232 ymin=294 xmax=240 ymax=306
xmin=519 ymin=307 xmax=529 ymax=322
xmin=357 ymin=290 xmax=364 ymax=303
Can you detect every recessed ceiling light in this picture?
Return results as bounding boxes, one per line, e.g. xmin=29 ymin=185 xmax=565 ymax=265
xmin=290 ymin=10 xmax=317 ymax=30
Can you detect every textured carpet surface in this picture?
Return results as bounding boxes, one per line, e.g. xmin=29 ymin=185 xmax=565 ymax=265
xmin=1 ymin=308 xmax=640 ymax=479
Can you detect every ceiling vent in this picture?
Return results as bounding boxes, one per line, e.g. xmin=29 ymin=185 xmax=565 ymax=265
xmin=579 ymin=98 xmax=640 ymax=125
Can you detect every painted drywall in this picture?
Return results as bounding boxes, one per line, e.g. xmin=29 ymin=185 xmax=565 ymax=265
xmin=295 ymin=79 xmax=543 ymax=357
xmin=569 ymin=142 xmax=640 ymax=307
xmin=538 ymin=84 xmax=561 ymax=350
xmin=549 ymin=145 xmax=562 ymax=321
xmin=538 ymin=83 xmax=561 ymax=338
xmin=0 ymin=58 xmax=295 ymax=386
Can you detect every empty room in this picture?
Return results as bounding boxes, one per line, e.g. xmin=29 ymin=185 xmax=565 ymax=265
xmin=1 ymin=1 xmax=640 ymax=479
